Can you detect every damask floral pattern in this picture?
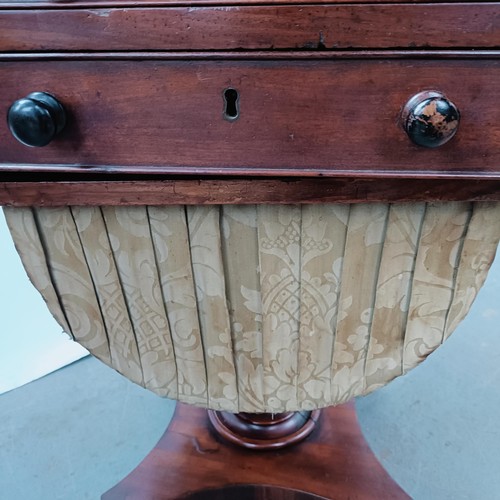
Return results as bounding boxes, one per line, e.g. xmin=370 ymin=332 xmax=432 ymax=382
xmin=148 ymin=206 xmax=208 ymax=406
xmin=364 ymin=203 xmax=425 ymax=393
xmin=4 ymin=202 xmax=500 ymax=412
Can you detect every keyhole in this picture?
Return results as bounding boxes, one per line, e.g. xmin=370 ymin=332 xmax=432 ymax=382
xmin=223 ymin=88 xmax=239 ymax=121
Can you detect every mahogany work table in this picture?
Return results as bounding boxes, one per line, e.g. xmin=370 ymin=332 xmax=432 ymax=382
xmin=1 ymin=0 xmax=499 ymax=498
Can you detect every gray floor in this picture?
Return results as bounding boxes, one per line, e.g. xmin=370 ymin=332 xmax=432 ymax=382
xmin=2 ymin=257 xmax=500 ymax=499
xmin=357 ymin=277 xmax=500 ymax=500
xmin=0 ymin=359 xmax=175 ymax=500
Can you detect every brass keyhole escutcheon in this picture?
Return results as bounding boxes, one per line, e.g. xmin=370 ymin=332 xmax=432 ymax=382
xmin=223 ymin=88 xmax=239 ymax=121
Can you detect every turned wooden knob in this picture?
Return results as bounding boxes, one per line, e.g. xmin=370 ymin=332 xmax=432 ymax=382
xmin=7 ymin=92 xmax=66 ymax=147
xmin=402 ymin=91 xmax=460 ymax=148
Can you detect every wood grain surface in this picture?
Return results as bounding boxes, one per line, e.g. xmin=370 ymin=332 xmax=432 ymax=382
xmin=0 ymin=4 xmax=498 ymax=52
xmin=102 ymin=402 xmax=409 ymax=499
xmin=0 ymin=0 xmax=491 ymax=6
xmin=3 ymin=177 xmax=500 ymax=206
xmin=1 ymin=59 xmax=500 ymax=177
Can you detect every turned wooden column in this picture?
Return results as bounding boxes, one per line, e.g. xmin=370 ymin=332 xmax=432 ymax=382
xmin=208 ymin=409 xmax=321 ymax=450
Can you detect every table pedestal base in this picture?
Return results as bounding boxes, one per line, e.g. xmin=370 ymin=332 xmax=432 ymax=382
xmin=208 ymin=409 xmax=321 ymax=450
xmin=102 ymin=401 xmax=408 ymax=499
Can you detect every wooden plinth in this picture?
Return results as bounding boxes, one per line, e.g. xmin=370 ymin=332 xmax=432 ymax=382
xmin=102 ymin=402 xmax=409 ymax=499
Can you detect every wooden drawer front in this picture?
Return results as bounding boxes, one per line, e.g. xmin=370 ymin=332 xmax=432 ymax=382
xmin=0 ymin=4 xmax=499 ymax=51
xmin=1 ymin=59 xmax=500 ymax=178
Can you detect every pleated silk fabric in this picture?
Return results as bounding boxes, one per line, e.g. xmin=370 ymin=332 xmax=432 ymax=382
xmin=4 ymin=202 xmax=500 ymax=412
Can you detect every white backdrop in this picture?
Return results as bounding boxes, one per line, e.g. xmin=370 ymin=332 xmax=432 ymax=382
xmin=0 ymin=210 xmax=88 ymax=394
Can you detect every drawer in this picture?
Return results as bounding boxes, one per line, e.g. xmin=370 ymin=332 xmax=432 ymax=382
xmin=1 ymin=58 xmax=500 ymax=178
xmin=0 ymin=4 xmax=498 ymax=51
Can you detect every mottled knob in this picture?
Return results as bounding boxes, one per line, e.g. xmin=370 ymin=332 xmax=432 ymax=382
xmin=402 ymin=91 xmax=460 ymax=148
xmin=7 ymin=92 xmax=66 ymax=147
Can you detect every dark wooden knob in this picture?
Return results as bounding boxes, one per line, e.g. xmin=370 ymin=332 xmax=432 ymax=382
xmin=402 ymin=91 xmax=460 ymax=148
xmin=7 ymin=92 xmax=66 ymax=147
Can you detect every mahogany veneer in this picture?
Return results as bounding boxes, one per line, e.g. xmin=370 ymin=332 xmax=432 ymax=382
xmin=1 ymin=4 xmax=499 ymax=52
xmin=1 ymin=59 xmax=500 ymax=177
xmin=102 ymin=402 xmax=409 ymax=500
xmin=3 ymin=178 xmax=500 ymax=207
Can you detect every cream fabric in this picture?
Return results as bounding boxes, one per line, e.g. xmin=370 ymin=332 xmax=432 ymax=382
xmin=4 ymin=202 xmax=500 ymax=412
